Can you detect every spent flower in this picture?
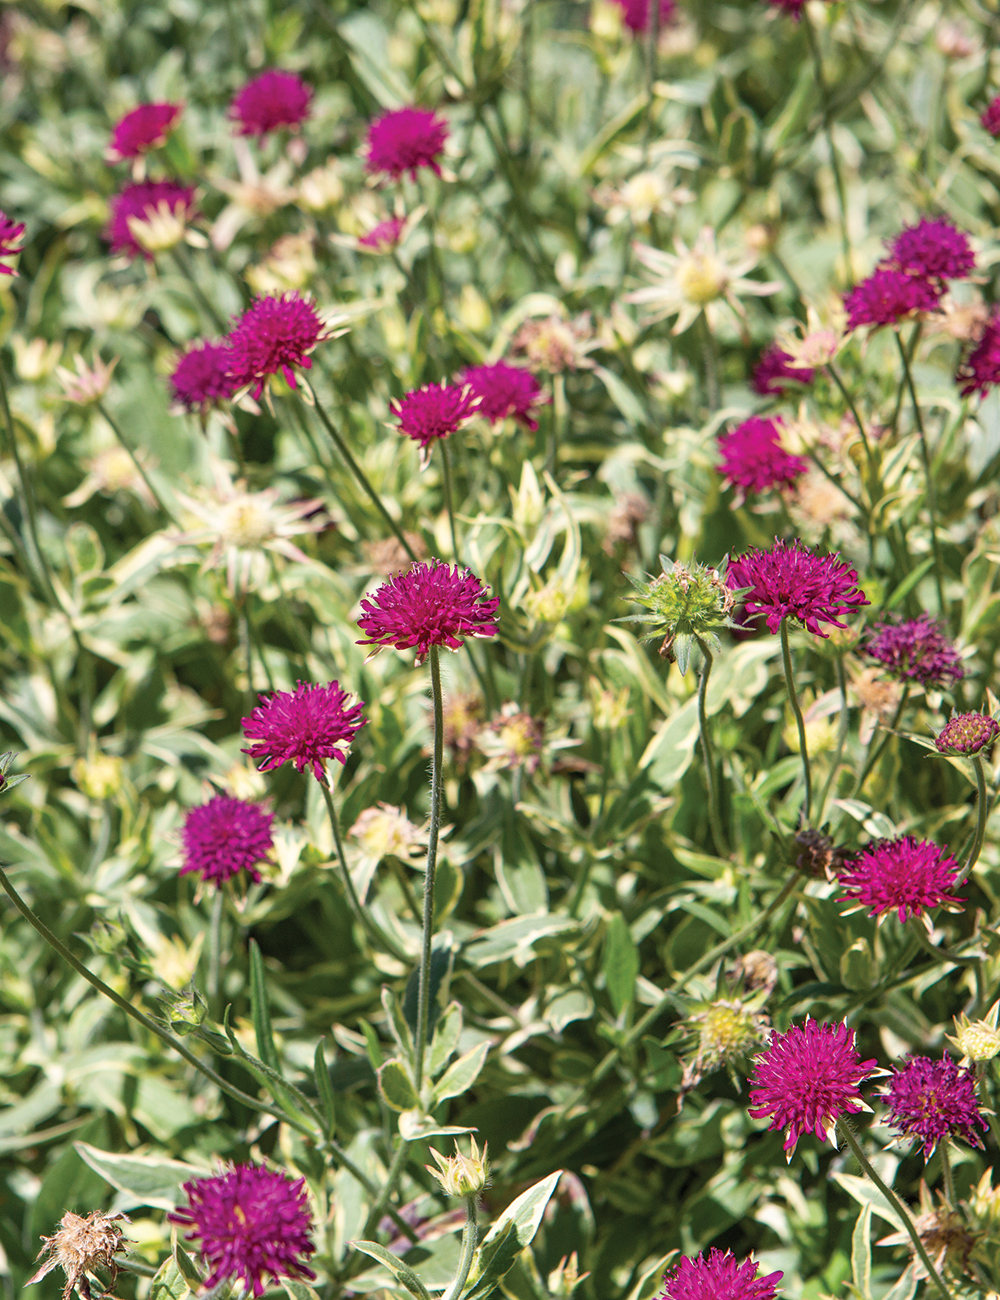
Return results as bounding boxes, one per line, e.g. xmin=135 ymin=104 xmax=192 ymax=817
xmin=624 ymin=555 xmax=739 ymax=672
xmin=55 ymin=353 xmax=118 ymax=405
xmin=935 ymin=710 xmax=1000 ymax=755
xmin=242 ymin=681 xmax=367 ymax=782
xmin=882 ymin=1056 xmax=988 ymax=1156
xmin=356 ymin=560 xmax=500 ymax=665
xmin=27 ymin=1211 xmax=130 ymax=1300
xmin=659 ymin=1249 xmax=783 ymax=1300
xmin=181 ymin=794 xmax=274 ymax=888
xmin=366 ymin=106 xmax=448 ymax=180
xmin=230 ymin=70 xmax=312 ymax=136
xmin=726 ymin=539 xmax=869 ymax=637
xmin=837 ymin=836 xmax=965 ymax=924
xmin=478 ymin=702 xmax=546 ymax=773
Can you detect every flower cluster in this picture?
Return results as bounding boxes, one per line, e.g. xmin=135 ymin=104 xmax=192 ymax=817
xmin=726 ymin=539 xmax=869 ymax=637
xmin=242 ymin=681 xmax=367 ymax=782
xmin=717 ymin=416 xmax=808 ymax=498
xmin=837 ymin=836 xmax=964 ymax=923
xmin=230 ymin=70 xmax=312 ymax=136
xmin=882 ymin=1056 xmax=988 ymax=1156
xmin=865 ymin=615 xmax=963 ymax=687
xmin=844 ymin=218 xmax=974 ymax=330
xmin=935 ymin=711 xmax=1000 ymax=755
xmin=181 ymin=794 xmax=274 ymax=887
xmin=391 ymin=381 xmax=481 ymax=459
xmin=366 ymin=106 xmax=448 ymax=180
xmin=659 ymin=1249 xmax=782 ymax=1300
xmin=357 ymin=561 xmax=500 ymax=664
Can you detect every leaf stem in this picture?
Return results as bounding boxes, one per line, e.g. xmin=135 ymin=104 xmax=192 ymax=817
xmin=780 ymin=619 xmax=812 ymax=825
xmin=894 ymin=326 xmax=945 ymax=617
xmin=694 ymin=637 xmax=727 ymax=856
xmin=415 ymin=645 xmax=445 ymax=1093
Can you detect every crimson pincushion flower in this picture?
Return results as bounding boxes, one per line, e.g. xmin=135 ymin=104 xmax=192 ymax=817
xmin=837 ymin=836 xmax=965 ymax=924
xmin=108 ymin=102 xmax=182 ymax=161
xmin=935 ymin=710 xmax=1000 ymax=755
xmin=170 ymin=341 xmax=236 ymax=413
xmin=866 ymin=614 xmax=963 ymax=687
xmin=726 ymin=539 xmax=869 ymax=637
xmin=356 ymin=560 xmax=500 ymax=665
xmin=461 ymin=362 xmax=547 ymax=430
xmin=659 ymin=1249 xmax=783 ymax=1300
xmin=751 ymin=344 xmax=815 ymax=396
xmin=612 ymin=0 xmax=676 ymax=32
xmin=227 ymin=292 xmax=328 ymax=399
xmin=748 ymin=1019 xmax=877 ymax=1155
xmin=982 ymin=96 xmax=1000 ymax=137
xmin=717 ymin=416 xmax=808 ymax=498
xmin=882 ymin=1056 xmax=988 ymax=1157
xmin=105 ymin=181 xmax=197 ymax=259
xmin=242 ymin=680 xmax=367 ymax=782
xmin=957 ymin=310 xmax=1000 ymax=398
xmin=886 ymin=218 xmax=975 ymax=282
xmin=230 ymin=70 xmax=312 ymax=137
xmin=169 ymin=1164 xmax=316 ymax=1298
xmin=366 ymin=106 xmax=449 ymax=181
xmin=843 ymin=267 xmax=942 ymax=331
xmin=767 ymin=0 xmax=830 ymax=15
xmin=0 ymin=210 xmax=25 ymax=276
xmin=181 ymin=794 xmax=274 ymax=887
xmin=358 ymin=217 xmax=405 ymax=252
xmin=391 ymin=382 xmax=481 ymax=465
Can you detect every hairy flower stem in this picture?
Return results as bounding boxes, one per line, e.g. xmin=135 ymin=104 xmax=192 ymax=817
xmin=957 ymin=755 xmax=989 ymax=886
xmin=442 ymin=1199 xmax=479 ymax=1300
xmin=780 ymin=620 xmax=812 ymax=825
xmin=699 ymin=311 xmax=720 ymax=413
xmin=852 ymin=685 xmax=909 ymax=798
xmin=817 ymin=655 xmax=849 ymax=823
xmin=939 ymin=1141 xmax=955 ymax=1207
xmin=836 ymin=1120 xmax=956 ymax=1300
xmin=415 ymin=645 xmax=445 ymax=1093
xmin=439 ymin=439 xmax=460 ymax=563
xmin=895 ymin=327 xmax=945 ymax=617
xmin=694 ymin=638 xmax=728 ymax=856
xmin=802 ymin=10 xmax=852 ymax=275
xmin=97 ymin=402 xmax=171 ymax=518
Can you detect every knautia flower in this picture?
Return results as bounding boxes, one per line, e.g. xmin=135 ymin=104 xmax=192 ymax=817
xmin=461 ymin=361 xmax=546 ymax=430
xmin=511 ymin=314 xmax=598 ymax=373
xmin=105 ymin=180 xmax=198 ymax=259
xmin=169 ymin=1164 xmax=316 ymax=1298
xmin=55 ymin=354 xmax=119 ymax=405
xmin=358 ymin=216 xmax=405 ymax=252
xmin=659 ymin=1248 xmax=783 ymax=1300
xmin=170 ymin=340 xmax=236 ymax=414
xmin=27 ymin=1211 xmax=130 ymax=1300
xmin=478 ymin=702 xmax=546 ymax=773
xmin=390 ymin=381 xmax=481 ymax=466
xmin=866 ymin=614 xmax=963 ymax=688
xmin=935 ymin=710 xmax=1000 ymax=755
xmin=107 ymin=101 xmax=182 ymax=161
xmin=843 ymin=267 xmax=941 ymax=331
xmin=882 ymin=1056 xmax=988 ymax=1156
xmin=425 ymin=1137 xmax=490 ymax=1198
xmin=242 ymin=681 xmax=367 ymax=782
xmin=612 ymin=0 xmax=676 ymax=34
xmin=226 ymin=292 xmax=329 ymax=399
xmin=717 ymin=416 xmax=808 ymax=499
xmin=886 ymin=218 xmax=975 ymax=283
xmin=624 ymin=555 xmax=740 ymax=673
xmin=181 ymin=794 xmax=274 ymax=887
xmin=837 ymin=836 xmax=964 ymax=924
xmin=230 ymin=70 xmax=312 ymax=136
xmin=366 ymin=106 xmax=448 ymax=180
xmin=0 ymin=210 xmax=25 ymax=275
xmin=748 ymin=1019 xmax=877 ymax=1155
xmin=948 ymin=1000 xmax=1000 ymax=1064
xmin=982 ymin=96 xmax=1000 ymax=137
xmin=726 ymin=539 xmax=869 ymax=637
xmin=956 ymin=309 xmax=1000 ymax=398
xmin=751 ymin=344 xmax=815 ymax=396
xmin=356 ymin=560 xmax=500 ymax=665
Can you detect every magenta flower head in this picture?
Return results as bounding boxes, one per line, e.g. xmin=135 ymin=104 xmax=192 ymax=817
xmin=886 ymin=218 xmax=975 ymax=283
xmin=357 ymin=560 xmax=500 ymax=665
xmin=717 ymin=416 xmax=808 ymax=499
xmin=391 ymin=382 xmax=480 ymax=465
xmin=882 ymin=1056 xmax=988 ymax=1157
xmin=170 ymin=341 xmax=236 ymax=414
xmin=982 ymin=96 xmax=1000 ymax=137
xmin=358 ymin=217 xmax=405 ymax=252
xmin=227 ymin=292 xmax=328 ymax=399
xmin=767 ymin=0 xmax=830 ymax=16
xmin=230 ymin=70 xmax=312 ymax=137
xmin=168 ymin=1164 xmax=316 ymax=1298
xmin=660 ymin=1249 xmax=783 ymax=1300
xmin=366 ymin=106 xmax=448 ymax=181
xmin=612 ymin=0 xmax=676 ymax=33
xmin=866 ymin=614 xmax=963 ymax=688
xmin=181 ymin=795 xmax=274 ymax=887
xmin=935 ymin=710 xmax=1000 ymax=755
xmin=726 ymin=539 xmax=869 ymax=637
xmin=751 ymin=344 xmax=815 ymax=396
xmin=107 ymin=102 xmax=182 ymax=161
xmin=837 ymin=836 xmax=965 ymax=924
xmin=843 ymin=268 xmax=942 ymax=331
xmin=104 ymin=181 xmax=197 ymax=260
xmin=957 ymin=310 xmax=1000 ymax=398
xmin=242 ymin=680 xmax=366 ymax=783
xmin=461 ymin=362 xmax=547 ymax=431
xmin=0 ymin=210 xmax=25 ymax=276
xmin=748 ymin=1020 xmax=878 ymax=1156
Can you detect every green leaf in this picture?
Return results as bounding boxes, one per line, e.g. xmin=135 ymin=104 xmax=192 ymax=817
xmin=283 ymin=1282 xmax=323 ymax=1300
xmin=249 ymin=938 xmax=280 ymax=1074
xmin=593 ymin=365 xmax=647 ymax=427
xmin=851 ymin=1201 xmax=873 ymax=1300
xmin=604 ymin=914 xmax=639 ymax=1015
xmin=885 ymin=557 xmax=934 ymax=609
xmin=74 ymin=1142 xmax=206 ymax=1211
xmin=377 ymin=1059 xmax=420 ymax=1112
xmin=882 ymin=1265 xmax=918 ymax=1300
xmin=147 ymin=1254 xmax=192 ymax=1300
xmin=314 ymin=1039 xmax=337 ymax=1136
xmin=462 ymin=1170 xmax=563 ymax=1300
xmin=382 ymin=986 xmax=415 ymax=1066
xmin=830 ymin=1174 xmax=904 ymax=1231
xmin=351 ymin=1241 xmax=432 ymax=1300
xmin=464 ymin=916 xmax=577 ymax=968
xmin=432 ymin=1040 xmax=489 ymax=1103
xmin=428 ymin=1002 xmax=463 ymax=1078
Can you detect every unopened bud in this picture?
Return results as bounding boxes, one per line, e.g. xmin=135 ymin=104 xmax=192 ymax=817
xmin=425 ymin=1137 xmax=489 ymax=1198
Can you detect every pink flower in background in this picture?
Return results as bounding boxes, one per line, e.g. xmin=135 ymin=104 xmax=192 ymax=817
xmin=181 ymin=795 xmax=273 ymax=886
xmin=104 ymin=181 xmax=197 ymax=259
xmin=717 ymin=416 xmax=807 ymax=497
xmin=886 ymin=218 xmax=975 ymax=282
xmin=227 ymin=292 xmax=327 ymax=398
xmin=883 ymin=1057 xmax=988 ymax=1156
xmin=981 ymin=96 xmax=1000 ymax=136
xmin=357 ymin=560 xmax=500 ymax=663
xmin=767 ymin=0 xmax=828 ymax=15
xmin=461 ymin=362 xmax=547 ymax=430
xmin=230 ymin=70 xmax=312 ymax=136
xmin=748 ymin=1020 xmax=877 ymax=1154
xmin=0 ymin=210 xmax=25 ymax=275
xmin=865 ymin=615 xmax=963 ymax=687
xmin=726 ymin=539 xmax=869 ymax=636
xmin=957 ymin=311 xmax=1000 ymax=397
xmin=170 ymin=341 xmax=236 ymax=413
xmin=358 ymin=217 xmax=405 ymax=252
xmin=751 ymin=344 xmax=814 ymax=396
xmin=659 ymin=1249 xmax=783 ymax=1300
xmin=843 ymin=267 xmax=942 ymax=330
xmin=366 ymin=107 xmax=448 ymax=180
xmin=837 ymin=836 xmax=964 ymax=923
xmin=612 ymin=0 xmax=676 ymax=32
xmin=108 ymin=102 xmax=182 ymax=160
xmin=242 ymin=681 xmax=366 ymax=781
xmin=391 ymin=381 xmax=480 ymax=460
xmin=935 ymin=711 xmax=1000 ymax=755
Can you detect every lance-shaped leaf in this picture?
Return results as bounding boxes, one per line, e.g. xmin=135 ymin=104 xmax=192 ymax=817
xmin=460 ymin=1170 xmax=563 ymax=1300
xmin=377 ymin=1058 xmax=420 ymax=1112
xmin=432 ymin=1041 xmax=489 ymax=1103
xmin=351 ymin=1241 xmax=432 ymax=1300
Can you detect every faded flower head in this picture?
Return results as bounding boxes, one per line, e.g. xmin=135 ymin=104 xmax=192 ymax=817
xmin=27 ymin=1211 xmax=130 ymax=1300
xmin=659 ymin=1249 xmax=783 ymax=1300
xmin=878 ymin=1183 xmax=979 ymax=1282
xmin=169 ymin=1164 xmax=316 ymax=1298
xmin=356 ymin=560 xmax=500 ymax=665
xmin=362 ymin=533 xmax=429 ymax=576
xmin=837 ymin=836 xmax=964 ymax=924
xmin=882 ymin=1056 xmax=988 ymax=1157
xmin=461 ymin=361 xmax=547 ymax=430
xmin=717 ymin=416 xmax=808 ymax=499
xmin=794 ymin=827 xmax=851 ymax=880
xmin=479 ymin=702 xmax=546 ymax=773
xmin=886 ymin=218 xmax=975 ymax=283
xmin=425 ymin=1137 xmax=489 ymax=1198
xmin=726 ymin=539 xmax=869 ymax=637
xmin=751 ymin=344 xmax=815 ymax=396
xmin=843 ymin=267 xmax=941 ymax=331
xmin=0 ymin=209 xmax=25 ymax=275
xmin=227 ymin=292 xmax=329 ymax=399
xmin=170 ymin=340 xmax=236 ymax=414
xmin=366 ymin=106 xmax=449 ymax=180
xmin=866 ymin=615 xmax=963 ymax=688
xmin=982 ymin=96 xmax=1000 ymax=137
xmin=732 ymin=950 xmax=779 ymax=996
xmin=624 ymin=555 xmax=738 ymax=672
xmin=748 ymin=1019 xmax=877 ymax=1155
xmin=511 ymin=313 xmax=597 ymax=374
xmin=242 ymin=680 xmax=367 ymax=782
xmin=935 ymin=710 xmax=1000 ymax=756
xmin=181 ymin=794 xmax=274 ymax=888
xmin=948 ymin=1000 xmax=1000 ymax=1064
xmin=349 ymin=803 xmax=422 ymax=861
xmin=108 ymin=101 xmax=182 ymax=160
xmin=596 ymin=169 xmax=691 ymax=226
xmin=391 ymin=381 xmax=480 ymax=463
xmin=105 ymin=181 xmax=198 ymax=259
xmin=687 ymin=998 xmax=771 ymax=1077
xmin=443 ymin=691 xmax=484 ymax=765
xmin=55 ymin=354 xmax=118 ymax=405
xmin=957 ymin=309 xmax=1000 ymax=398
xmin=230 ymin=70 xmax=312 ymax=136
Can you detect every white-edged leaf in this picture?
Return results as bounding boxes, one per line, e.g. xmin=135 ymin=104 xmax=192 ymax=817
xmin=461 ymin=1170 xmax=563 ymax=1300
xmin=351 ymin=1242 xmax=432 ymax=1300
xmin=433 ymin=1041 xmax=489 ymax=1103
xmin=75 ymin=1142 xmax=207 ymax=1211
xmin=851 ymin=1201 xmax=873 ymax=1299
xmin=830 ymin=1173 xmax=905 ymax=1231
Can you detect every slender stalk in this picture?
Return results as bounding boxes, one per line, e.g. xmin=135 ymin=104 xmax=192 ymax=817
xmin=207 ymin=887 xmax=224 ymax=1020
xmin=825 ymin=362 xmax=876 ymax=494
xmin=817 ymin=655 xmax=849 ymax=823
xmin=439 ymin=439 xmax=460 ymax=563
xmin=699 ymin=311 xmax=720 ymax=413
xmin=894 ymin=328 xmax=945 ymax=617
xmin=170 ymin=245 xmax=229 ymax=334
xmin=802 ymin=9 xmax=852 ymax=274
xmin=360 ymin=1134 xmax=412 ymax=1240
xmin=97 ymin=402 xmax=171 ymax=518
xmin=694 ymin=638 xmax=728 ymax=856
xmin=852 ymin=684 xmax=909 ymax=798
xmin=939 ymin=1141 xmax=955 ymax=1207
xmin=442 ymin=1199 xmax=479 ymax=1300
xmin=415 ymin=646 xmax=445 ymax=1092
xmin=550 ymin=372 xmax=567 ymax=476
xmin=956 ymin=755 xmax=989 ymax=885
xmin=836 ymin=1121 xmax=956 ymax=1300
xmin=0 ymin=362 xmax=60 ymax=605
xmin=780 ymin=620 xmax=812 ymax=825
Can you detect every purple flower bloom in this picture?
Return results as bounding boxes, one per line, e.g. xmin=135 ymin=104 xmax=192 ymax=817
xmin=886 ymin=218 xmax=975 ymax=282
xmin=717 ymin=416 xmax=808 ymax=497
xmin=108 ymin=102 xmax=182 ymax=161
xmin=751 ymin=344 xmax=815 ymax=396
xmin=391 ymin=382 xmax=480 ymax=459
xmin=181 ymin=795 xmax=274 ymax=887
xmin=767 ymin=0 xmax=830 ymax=15
xmin=982 ymin=96 xmax=1000 ymax=137
xmin=170 ymin=341 xmax=236 ymax=413
xmin=356 ymin=560 xmax=500 ymax=664
xmin=358 ymin=217 xmax=405 ymax=252
xmin=866 ymin=615 xmax=963 ymax=687
xmin=612 ymin=0 xmax=676 ymax=33
xmin=837 ymin=836 xmax=965 ymax=923
xmin=660 ymin=1249 xmax=783 ymax=1300
xmin=169 ymin=1164 xmax=316 ymax=1297
xmin=748 ymin=1020 xmax=878 ymax=1155
xmin=935 ymin=711 xmax=1000 ymax=755
xmin=227 ymin=292 xmax=327 ymax=399
xmin=242 ymin=680 xmax=366 ymax=782
xmin=843 ymin=268 xmax=942 ymax=331
xmin=366 ymin=107 xmax=448 ymax=181
xmin=104 ymin=181 xmax=197 ymax=260
xmin=0 ymin=210 xmax=25 ymax=276
xmin=230 ymin=70 xmax=312 ymax=137
xmin=957 ymin=310 xmax=1000 ymax=398
xmin=461 ymin=362 xmax=547 ymax=430
xmin=726 ymin=539 xmax=869 ymax=637
xmin=882 ymin=1056 xmax=988 ymax=1157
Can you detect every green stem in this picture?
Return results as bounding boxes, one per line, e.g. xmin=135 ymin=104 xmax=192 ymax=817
xmin=894 ymin=327 xmax=945 ymax=617
xmin=817 ymin=655 xmax=849 ymax=823
xmin=97 ymin=403 xmax=171 ymax=518
xmin=440 ymin=439 xmax=460 ymax=563
xmin=207 ymin=887 xmax=224 ymax=1021
xmin=939 ymin=1141 xmax=955 ymax=1207
xmin=802 ymin=9 xmax=852 ymax=274
xmin=415 ymin=645 xmax=445 ymax=1093
xmin=0 ymin=361 xmax=60 ymax=606
xmin=170 ymin=245 xmax=229 ymax=334
xmin=699 ymin=311 xmax=720 ymax=413
xmin=550 ymin=372 xmax=567 ymax=477
xmin=694 ymin=638 xmax=727 ymax=856
xmin=825 ymin=362 xmax=876 ymax=497
xmin=780 ymin=620 xmax=812 ymax=825
xmin=360 ymin=1135 xmax=412 ymax=1241
xmin=442 ymin=1199 xmax=479 ymax=1300
xmin=852 ymin=684 xmax=909 ymax=798
xmin=957 ymin=755 xmax=989 ymax=885
xmin=836 ymin=1121 xmax=956 ymax=1300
